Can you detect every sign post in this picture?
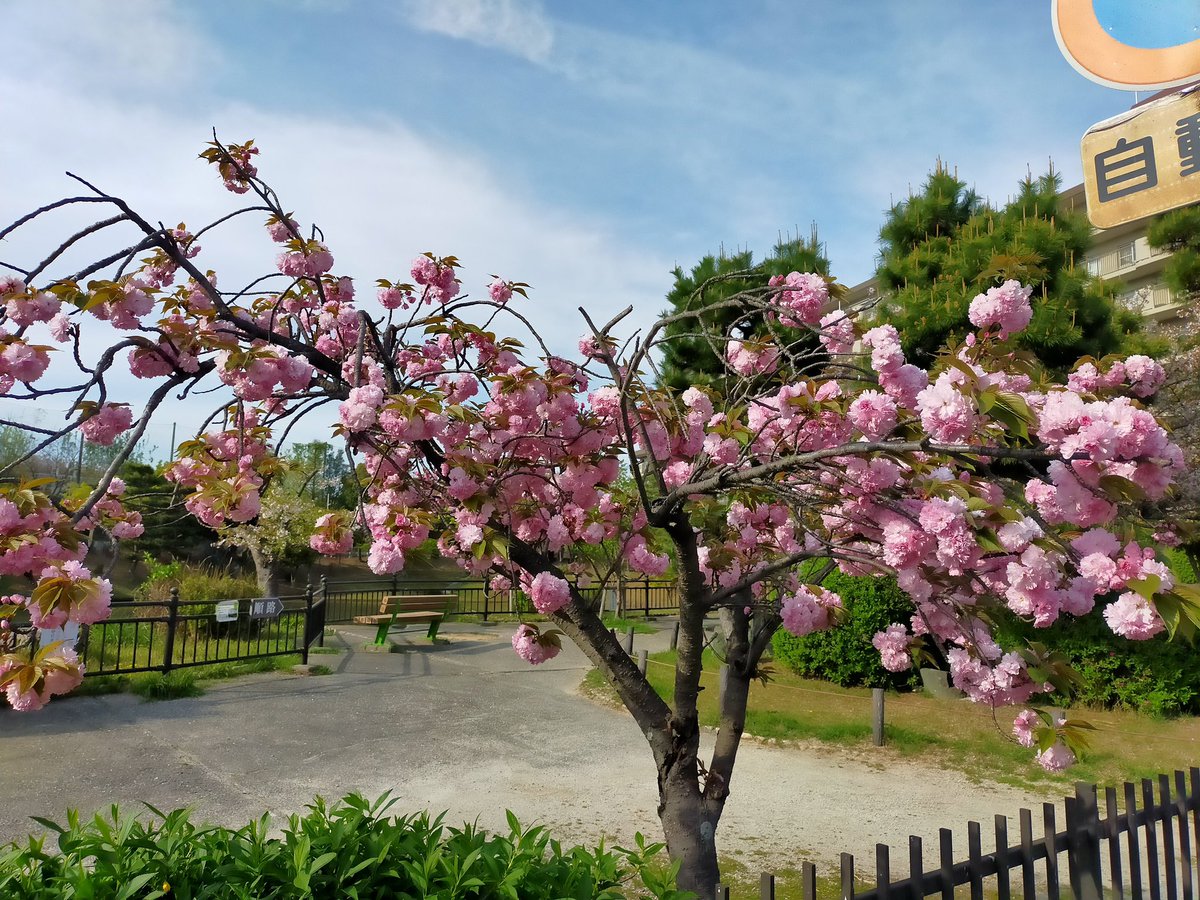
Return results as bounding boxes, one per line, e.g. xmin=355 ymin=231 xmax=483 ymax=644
xmin=1081 ymin=86 xmax=1200 ymax=228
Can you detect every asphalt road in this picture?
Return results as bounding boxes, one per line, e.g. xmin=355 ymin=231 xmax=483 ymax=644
xmin=0 ymin=622 xmax=1057 ymax=874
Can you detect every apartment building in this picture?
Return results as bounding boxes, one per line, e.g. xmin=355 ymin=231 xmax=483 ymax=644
xmin=1060 ymin=181 xmax=1187 ymax=325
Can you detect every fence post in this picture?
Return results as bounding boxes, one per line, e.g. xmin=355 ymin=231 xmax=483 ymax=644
xmin=638 ymin=649 xmax=648 ymax=675
xmin=670 ymin=619 xmax=680 ymax=651
xmin=1067 ymin=783 xmax=1103 ymax=900
xmin=302 ymin=583 xmax=314 ymax=665
xmin=623 ymin=627 xmax=634 ymax=654
xmin=644 ymin=577 xmax=650 ymax=618
xmin=162 ymin=587 xmax=181 ymax=674
xmin=872 ymin=688 xmax=885 ymax=746
xmin=317 ymin=577 xmax=326 ymax=647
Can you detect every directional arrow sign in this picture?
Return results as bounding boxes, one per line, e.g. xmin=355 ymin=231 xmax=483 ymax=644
xmin=249 ymin=597 xmax=284 ymax=620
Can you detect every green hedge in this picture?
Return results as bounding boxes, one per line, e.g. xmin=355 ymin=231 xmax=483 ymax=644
xmin=993 ymin=608 xmax=1200 ymax=718
xmin=771 ymin=573 xmax=921 ymax=691
xmin=0 ymin=794 xmax=688 ymax=900
xmin=991 ymin=549 xmax=1200 ymax=718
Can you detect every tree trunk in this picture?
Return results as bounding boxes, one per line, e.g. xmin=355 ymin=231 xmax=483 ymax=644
xmin=248 ymin=545 xmax=280 ymax=596
xmin=657 ymin=725 xmax=723 ymax=896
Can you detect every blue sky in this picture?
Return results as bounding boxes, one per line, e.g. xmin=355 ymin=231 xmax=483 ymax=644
xmin=0 ymin=0 xmax=1165 ymax=446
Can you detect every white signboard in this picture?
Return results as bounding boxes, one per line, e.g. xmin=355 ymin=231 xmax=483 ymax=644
xmin=214 ymin=600 xmax=239 ymax=623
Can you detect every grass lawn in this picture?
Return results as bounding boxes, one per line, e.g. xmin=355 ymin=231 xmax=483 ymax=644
xmin=583 ymin=649 xmax=1200 ymax=792
xmin=74 ymin=653 xmax=304 ymax=701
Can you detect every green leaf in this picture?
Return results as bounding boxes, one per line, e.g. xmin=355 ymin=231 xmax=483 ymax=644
xmin=1127 ymin=575 xmax=1162 ymax=601
xmin=1098 ymin=475 xmax=1147 ymax=503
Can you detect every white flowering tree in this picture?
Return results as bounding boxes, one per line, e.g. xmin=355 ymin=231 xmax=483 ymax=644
xmin=0 ymin=140 xmax=1194 ymax=895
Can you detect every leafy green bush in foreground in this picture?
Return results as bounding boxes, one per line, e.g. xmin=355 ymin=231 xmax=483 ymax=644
xmin=0 ymin=793 xmax=690 ymax=899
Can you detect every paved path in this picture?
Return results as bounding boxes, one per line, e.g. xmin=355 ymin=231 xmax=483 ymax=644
xmin=0 ymin=622 xmax=1059 ymax=873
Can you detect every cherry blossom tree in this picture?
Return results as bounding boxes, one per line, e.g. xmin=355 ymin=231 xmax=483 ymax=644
xmin=0 ymin=140 xmax=1195 ymax=895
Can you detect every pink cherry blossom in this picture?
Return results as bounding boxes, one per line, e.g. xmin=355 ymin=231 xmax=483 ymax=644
xmin=780 ymin=586 xmax=841 ymax=637
xmin=1012 ymin=709 xmax=1038 ymax=747
xmin=1 ymin=341 xmax=50 ymax=384
xmin=726 ymin=340 xmax=779 ymax=376
xmin=488 ymin=279 xmax=514 ymax=304
xmin=769 ymin=271 xmax=828 ymax=326
xmin=80 ymin=404 xmax=134 ymax=446
xmin=872 ymin=624 xmax=912 ymax=672
xmin=1103 ymin=592 xmax=1165 ymax=640
xmin=511 ymin=624 xmax=560 ymax=665
xmin=818 ymin=310 xmax=856 ymax=355
xmin=847 ymin=390 xmax=897 ymax=439
xmin=916 ymin=372 xmax=978 ymax=443
xmin=339 ymin=384 xmax=385 ymax=432
xmin=1123 ymin=355 xmax=1166 ymax=398
xmin=529 ymin=572 xmax=571 ymax=615
xmin=6 ymin=290 xmax=59 ymax=327
xmin=967 ymin=280 xmax=1033 ymax=339
xmin=1037 ymin=742 xmax=1076 ymax=773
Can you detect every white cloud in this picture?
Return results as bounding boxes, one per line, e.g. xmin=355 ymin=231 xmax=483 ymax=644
xmin=4 ymin=0 xmax=219 ymax=99
xmin=0 ymin=1 xmax=667 ymax=445
xmin=399 ymin=0 xmax=554 ymax=64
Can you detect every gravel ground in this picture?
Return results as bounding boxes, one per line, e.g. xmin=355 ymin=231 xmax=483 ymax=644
xmin=0 ymin=622 xmax=1061 ymax=877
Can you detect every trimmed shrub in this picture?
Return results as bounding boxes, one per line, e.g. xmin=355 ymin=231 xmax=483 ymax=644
xmin=771 ymin=573 xmax=921 ymax=690
xmin=0 ymin=794 xmax=688 ymax=899
xmin=994 ymin=608 xmax=1200 ymax=718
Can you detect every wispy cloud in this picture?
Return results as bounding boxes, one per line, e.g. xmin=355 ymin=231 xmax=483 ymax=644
xmin=0 ymin=0 xmax=670 ymax=442
xmin=399 ymin=0 xmax=554 ymax=64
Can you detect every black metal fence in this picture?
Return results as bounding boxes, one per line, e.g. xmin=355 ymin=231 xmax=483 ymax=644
xmin=80 ymin=585 xmax=326 ymax=677
xmin=319 ymin=575 xmax=679 ymax=623
xmin=720 ymin=769 xmax=1200 ymax=899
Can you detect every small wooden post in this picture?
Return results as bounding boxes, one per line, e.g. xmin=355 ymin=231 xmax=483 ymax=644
xmin=872 ymin=688 xmax=885 ymax=746
xmin=162 ymin=587 xmax=181 ymax=674
xmin=841 ymin=852 xmax=856 ymax=900
xmin=715 ymin=885 xmax=730 ymax=900
xmin=302 ymin=583 xmax=314 ymax=665
xmin=670 ymin=619 xmax=680 ymax=651
xmin=802 ymin=862 xmax=817 ymax=900
xmin=638 ymin=649 xmax=648 ymax=675
xmin=623 ymin=627 xmax=634 ymax=653
xmin=1067 ymin=783 xmax=1103 ymax=900
xmin=760 ymin=872 xmax=776 ymax=899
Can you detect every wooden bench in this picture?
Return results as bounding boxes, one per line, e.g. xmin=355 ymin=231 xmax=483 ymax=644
xmin=353 ymin=594 xmax=456 ymax=645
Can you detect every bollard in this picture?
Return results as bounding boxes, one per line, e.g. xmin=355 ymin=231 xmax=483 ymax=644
xmin=670 ymin=619 xmax=680 ymax=651
xmin=638 ymin=649 xmax=648 ymax=675
xmin=872 ymin=687 xmax=885 ymax=746
xmin=623 ymin=627 xmax=634 ymax=654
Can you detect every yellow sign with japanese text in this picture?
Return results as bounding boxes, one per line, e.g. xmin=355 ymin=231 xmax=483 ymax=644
xmin=1082 ymin=86 xmax=1200 ymax=228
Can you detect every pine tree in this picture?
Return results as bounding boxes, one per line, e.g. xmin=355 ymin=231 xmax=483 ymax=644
xmin=658 ymin=232 xmax=831 ymax=393
xmin=874 ymin=164 xmax=1146 ymax=371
